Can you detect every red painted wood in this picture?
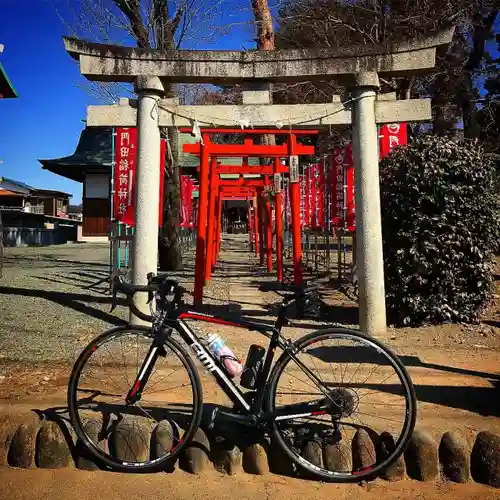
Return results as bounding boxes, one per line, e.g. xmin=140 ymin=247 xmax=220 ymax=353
xmin=264 ymin=176 xmax=273 ymax=273
xmin=194 ymin=137 xmax=211 ymax=305
xmin=216 ymin=165 xmax=288 ymax=175
xmin=183 ymin=142 xmax=314 ymax=158
xmin=218 ymin=178 xmax=266 ymax=187
xmin=205 ymin=157 xmax=218 ymax=283
xmin=254 ymin=195 xmax=259 ymax=257
xmin=274 ymin=160 xmax=284 ymax=283
xmin=216 ymin=193 xmax=223 ymax=261
xmin=289 ymin=134 xmax=303 ymax=285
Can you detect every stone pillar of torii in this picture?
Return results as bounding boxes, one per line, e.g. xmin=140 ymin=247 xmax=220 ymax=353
xmin=63 ymin=28 xmax=454 ymax=335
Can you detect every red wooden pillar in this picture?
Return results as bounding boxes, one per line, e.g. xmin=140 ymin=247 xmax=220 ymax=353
xmin=253 ymin=195 xmax=259 ymax=257
xmin=264 ymin=177 xmax=273 ymax=273
xmin=215 ymin=192 xmax=223 ymax=262
xmin=289 ymin=134 xmax=303 ymax=285
xmin=205 ymin=157 xmax=218 ymax=283
xmin=194 ymin=138 xmax=210 ymax=304
xmin=258 ymin=190 xmax=265 ymax=266
xmin=248 ymin=200 xmax=253 ymax=251
xmin=212 ymin=188 xmax=219 ymax=269
xmin=305 ymin=166 xmax=310 ymax=228
xmin=274 ymin=159 xmax=284 ymax=282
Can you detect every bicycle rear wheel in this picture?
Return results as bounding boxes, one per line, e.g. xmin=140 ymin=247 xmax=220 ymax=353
xmin=68 ymin=325 xmax=203 ymax=472
xmin=265 ymin=328 xmax=416 ymax=482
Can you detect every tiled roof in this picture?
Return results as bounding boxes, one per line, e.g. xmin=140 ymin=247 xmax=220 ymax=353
xmin=0 ymin=61 xmax=18 ymax=99
xmin=41 ymin=127 xmax=262 ymax=182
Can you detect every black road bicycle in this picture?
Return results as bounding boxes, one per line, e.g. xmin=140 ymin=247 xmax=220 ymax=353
xmin=68 ymin=273 xmax=416 ymax=482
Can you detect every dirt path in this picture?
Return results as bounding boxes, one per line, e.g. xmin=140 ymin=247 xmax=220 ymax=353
xmin=1 ymin=468 xmax=499 ymax=500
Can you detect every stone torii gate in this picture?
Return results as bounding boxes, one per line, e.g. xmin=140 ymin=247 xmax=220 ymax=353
xmin=63 ymin=29 xmax=453 ymax=334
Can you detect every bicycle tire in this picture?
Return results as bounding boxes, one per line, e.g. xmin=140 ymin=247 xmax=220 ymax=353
xmin=68 ymin=325 xmax=203 ymax=472
xmin=265 ymin=327 xmax=416 ymax=483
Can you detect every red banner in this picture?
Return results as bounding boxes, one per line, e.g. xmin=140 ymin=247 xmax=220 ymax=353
xmin=345 ymin=145 xmax=355 ymax=231
xmin=179 ymin=175 xmax=194 ymax=228
xmin=113 ymin=127 xmax=165 ymax=227
xmin=317 ymin=161 xmax=325 ymax=229
xmin=331 ymin=147 xmax=345 ymax=228
xmin=379 ymin=123 xmax=408 ymax=159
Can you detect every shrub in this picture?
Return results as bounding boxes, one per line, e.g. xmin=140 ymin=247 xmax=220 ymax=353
xmin=380 ymin=135 xmax=500 ymax=326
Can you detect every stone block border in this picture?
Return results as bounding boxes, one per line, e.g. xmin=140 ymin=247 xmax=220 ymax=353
xmin=1 ymin=411 xmax=499 ymax=488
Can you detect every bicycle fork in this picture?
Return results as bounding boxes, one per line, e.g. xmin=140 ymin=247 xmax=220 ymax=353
xmin=125 ymin=330 xmax=169 ymax=405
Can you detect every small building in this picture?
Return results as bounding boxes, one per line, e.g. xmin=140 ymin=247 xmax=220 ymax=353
xmin=40 ymin=126 xmax=261 ymax=241
xmin=0 ymin=177 xmax=71 ymax=217
xmin=39 ymin=127 xmax=112 ymax=241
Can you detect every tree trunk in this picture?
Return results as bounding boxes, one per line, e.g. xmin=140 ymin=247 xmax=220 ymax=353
xmin=158 ymin=124 xmax=183 ymax=271
xmin=154 ymin=0 xmax=183 ymax=271
xmin=251 ymin=0 xmax=276 ymax=164
xmin=114 ymin=0 xmax=183 ymax=271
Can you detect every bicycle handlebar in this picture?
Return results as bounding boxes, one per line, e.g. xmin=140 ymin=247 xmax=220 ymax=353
xmin=111 ymin=273 xmax=186 ymax=323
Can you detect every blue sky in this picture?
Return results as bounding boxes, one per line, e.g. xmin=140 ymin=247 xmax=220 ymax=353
xmin=0 ymin=0 xmax=256 ymax=203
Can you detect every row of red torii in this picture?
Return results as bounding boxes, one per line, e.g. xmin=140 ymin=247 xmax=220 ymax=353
xmin=182 ymin=124 xmax=407 ymax=305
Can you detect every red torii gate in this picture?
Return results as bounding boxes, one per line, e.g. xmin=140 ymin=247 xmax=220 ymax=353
xmin=182 ymin=128 xmax=318 ymax=305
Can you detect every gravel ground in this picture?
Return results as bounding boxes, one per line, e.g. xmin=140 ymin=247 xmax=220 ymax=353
xmin=0 ymin=239 xmax=237 ymax=366
xmin=1 ymin=236 xmax=499 ymax=368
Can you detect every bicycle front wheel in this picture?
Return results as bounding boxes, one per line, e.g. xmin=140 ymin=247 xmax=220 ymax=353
xmin=266 ymin=328 xmax=416 ymax=482
xmin=68 ymin=325 xmax=203 ymax=472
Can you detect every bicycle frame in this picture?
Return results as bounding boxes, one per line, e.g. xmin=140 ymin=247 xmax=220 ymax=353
xmin=176 ymin=310 xmax=283 ymax=415
xmin=127 ymin=304 xmax=332 ymax=427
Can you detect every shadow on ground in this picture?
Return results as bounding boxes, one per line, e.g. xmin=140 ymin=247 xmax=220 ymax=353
xmin=0 ymin=285 xmax=126 ymax=326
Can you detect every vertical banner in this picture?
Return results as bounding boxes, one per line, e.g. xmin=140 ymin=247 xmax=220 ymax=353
xmin=331 ymin=147 xmax=345 ymax=228
xmin=305 ymin=169 xmax=310 ymax=228
xmin=113 ymin=127 xmax=137 ymax=226
xmin=345 ymin=144 xmax=355 ymax=231
xmin=299 ymin=174 xmax=305 ymax=228
xmin=187 ymin=178 xmax=194 ymax=228
xmin=317 ymin=160 xmax=325 ymax=229
xmin=113 ymin=127 xmax=165 ymax=227
xmin=179 ymin=175 xmax=194 ymax=228
xmin=379 ymin=123 xmax=408 ymax=159
xmin=158 ymin=138 xmax=166 ymax=227
xmin=311 ymin=163 xmax=317 ymax=228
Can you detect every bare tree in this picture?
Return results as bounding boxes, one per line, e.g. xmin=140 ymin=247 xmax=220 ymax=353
xmin=274 ymin=0 xmax=499 ymax=139
xmin=57 ymin=0 xmax=231 ymax=270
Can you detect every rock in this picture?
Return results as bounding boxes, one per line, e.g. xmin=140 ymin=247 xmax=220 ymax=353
xmin=302 ymin=440 xmax=323 ymax=469
xmin=179 ymin=428 xmax=210 ymax=474
xmin=0 ymin=414 xmax=19 ymax=467
xmin=213 ymin=442 xmax=242 ymax=476
xmin=35 ymin=421 xmax=72 ymax=468
xmin=75 ymin=418 xmax=109 ymax=470
xmin=268 ymin=436 xmax=295 ymax=477
xmin=439 ymin=431 xmax=470 ymax=483
xmin=323 ymin=441 xmax=352 ymax=473
xmin=404 ymin=430 xmax=439 ymax=481
xmin=377 ymin=432 xmax=405 ymax=481
xmin=110 ymin=418 xmax=150 ymax=463
xmin=8 ymin=412 xmax=41 ymax=468
xmin=150 ymin=420 xmax=180 ymax=472
xmin=471 ymin=431 xmax=500 ymax=487
xmin=352 ymin=429 xmax=377 ymax=472
xmin=243 ymin=442 xmax=269 ymax=475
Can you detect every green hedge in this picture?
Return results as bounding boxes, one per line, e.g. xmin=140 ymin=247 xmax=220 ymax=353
xmin=380 ymin=135 xmax=500 ymax=326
